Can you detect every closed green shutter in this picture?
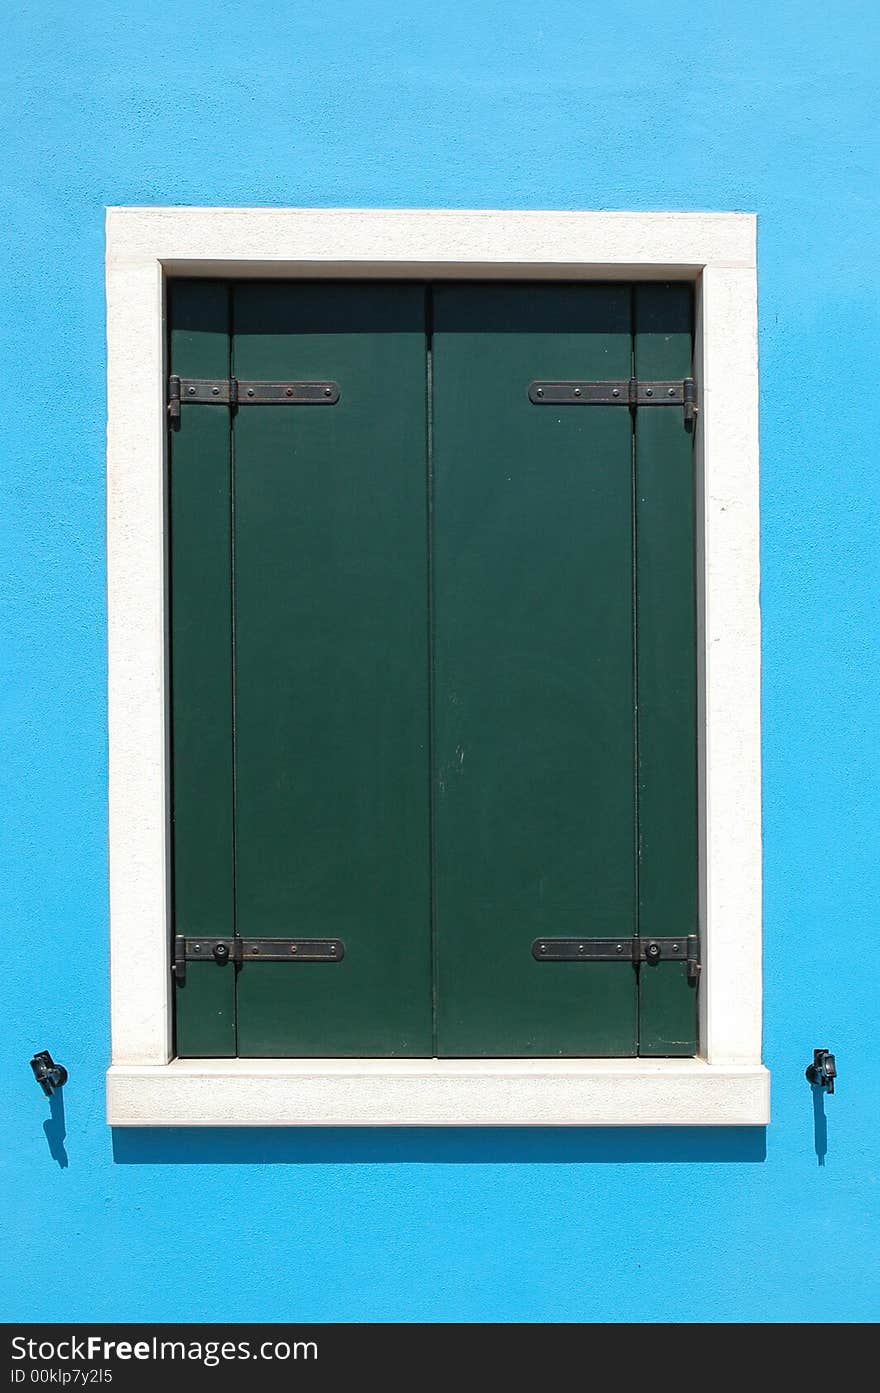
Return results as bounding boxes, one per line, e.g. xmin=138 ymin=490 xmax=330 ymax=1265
xmin=431 ymin=284 xmax=637 ymax=1055
xmin=231 ymin=283 xmax=432 ymax=1056
xmin=634 ymin=285 xmax=699 ymax=1054
xmin=168 ymin=281 xmax=236 ymax=1057
xmin=169 ymin=279 xmax=697 ymax=1060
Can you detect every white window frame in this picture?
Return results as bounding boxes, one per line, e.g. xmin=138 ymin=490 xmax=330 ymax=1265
xmin=105 ymin=207 xmax=768 ymax=1127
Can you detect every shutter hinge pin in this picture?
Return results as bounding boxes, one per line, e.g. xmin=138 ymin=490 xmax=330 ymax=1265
xmin=167 ymin=373 xmax=181 ymax=424
xmin=683 ymin=376 xmax=698 ymax=429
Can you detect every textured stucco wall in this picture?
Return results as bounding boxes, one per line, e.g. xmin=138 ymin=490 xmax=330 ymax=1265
xmin=2 ymin=0 xmax=878 ymax=1322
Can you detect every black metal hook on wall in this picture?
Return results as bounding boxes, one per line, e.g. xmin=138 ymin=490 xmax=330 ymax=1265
xmin=30 ymin=1050 xmax=68 ymax=1097
xmin=806 ymin=1048 xmax=837 ymax=1095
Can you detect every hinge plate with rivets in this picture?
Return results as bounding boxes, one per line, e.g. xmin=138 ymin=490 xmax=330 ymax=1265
xmin=528 ymin=377 xmax=697 ymax=427
xmin=172 ymin=935 xmax=344 ymax=983
xmin=168 ymin=375 xmax=340 ymax=423
xmin=532 ymin=934 xmax=700 ymax=980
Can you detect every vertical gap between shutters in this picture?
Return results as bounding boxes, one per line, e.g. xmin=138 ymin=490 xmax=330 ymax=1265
xmin=630 ymin=285 xmax=642 ymax=1057
xmin=426 ymin=283 xmax=439 ymax=1057
xmin=229 ymin=283 xmax=240 ymax=1056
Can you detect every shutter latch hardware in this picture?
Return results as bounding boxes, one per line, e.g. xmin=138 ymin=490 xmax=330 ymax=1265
xmin=528 ymin=377 xmax=697 ymax=429
xmin=172 ymin=935 xmax=345 ymax=984
xmin=30 ymin=1049 xmax=69 ymax=1096
xmin=168 ymin=375 xmax=340 ymax=424
xmin=532 ymin=934 xmax=701 ymax=981
xmin=806 ymin=1047 xmax=837 ymax=1094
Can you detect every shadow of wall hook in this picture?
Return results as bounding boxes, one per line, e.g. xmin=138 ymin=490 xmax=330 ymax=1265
xmin=806 ymin=1048 xmax=836 ymax=1095
xmin=30 ymin=1050 xmax=68 ymax=1097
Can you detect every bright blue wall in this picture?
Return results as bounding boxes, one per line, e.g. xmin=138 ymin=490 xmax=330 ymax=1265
xmin=2 ymin=0 xmax=878 ymax=1323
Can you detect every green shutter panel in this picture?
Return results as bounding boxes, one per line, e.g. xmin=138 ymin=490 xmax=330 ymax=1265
xmin=230 ymin=283 xmax=433 ymax=1056
xmin=634 ymin=283 xmax=699 ymax=1055
xmin=168 ymin=281 xmax=236 ymax=1057
xmin=431 ymin=284 xmax=638 ymax=1056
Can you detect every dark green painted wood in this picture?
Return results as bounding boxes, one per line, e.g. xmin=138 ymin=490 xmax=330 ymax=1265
xmin=168 ymin=281 xmax=236 ymax=1057
xmin=432 ymin=284 xmax=638 ymax=1056
xmin=168 ymin=278 xmax=699 ymax=1061
xmin=634 ymin=283 xmax=699 ymax=1055
xmin=231 ymin=282 xmax=433 ymax=1056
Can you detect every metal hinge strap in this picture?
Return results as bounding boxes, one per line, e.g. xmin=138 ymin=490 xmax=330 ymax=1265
xmin=168 ymin=375 xmax=340 ymax=423
xmin=528 ymin=377 xmax=697 ymax=428
xmin=172 ymin=935 xmax=344 ymax=983
xmin=532 ymin=934 xmax=701 ymax=981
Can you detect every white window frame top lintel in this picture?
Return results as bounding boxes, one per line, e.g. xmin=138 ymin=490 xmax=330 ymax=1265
xmin=105 ymin=207 xmax=767 ymax=1128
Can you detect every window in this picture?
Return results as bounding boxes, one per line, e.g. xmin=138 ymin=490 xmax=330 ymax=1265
xmin=106 ymin=209 xmax=767 ymax=1125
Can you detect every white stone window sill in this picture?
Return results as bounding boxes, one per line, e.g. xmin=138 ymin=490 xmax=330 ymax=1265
xmin=106 ymin=1058 xmax=770 ymax=1127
